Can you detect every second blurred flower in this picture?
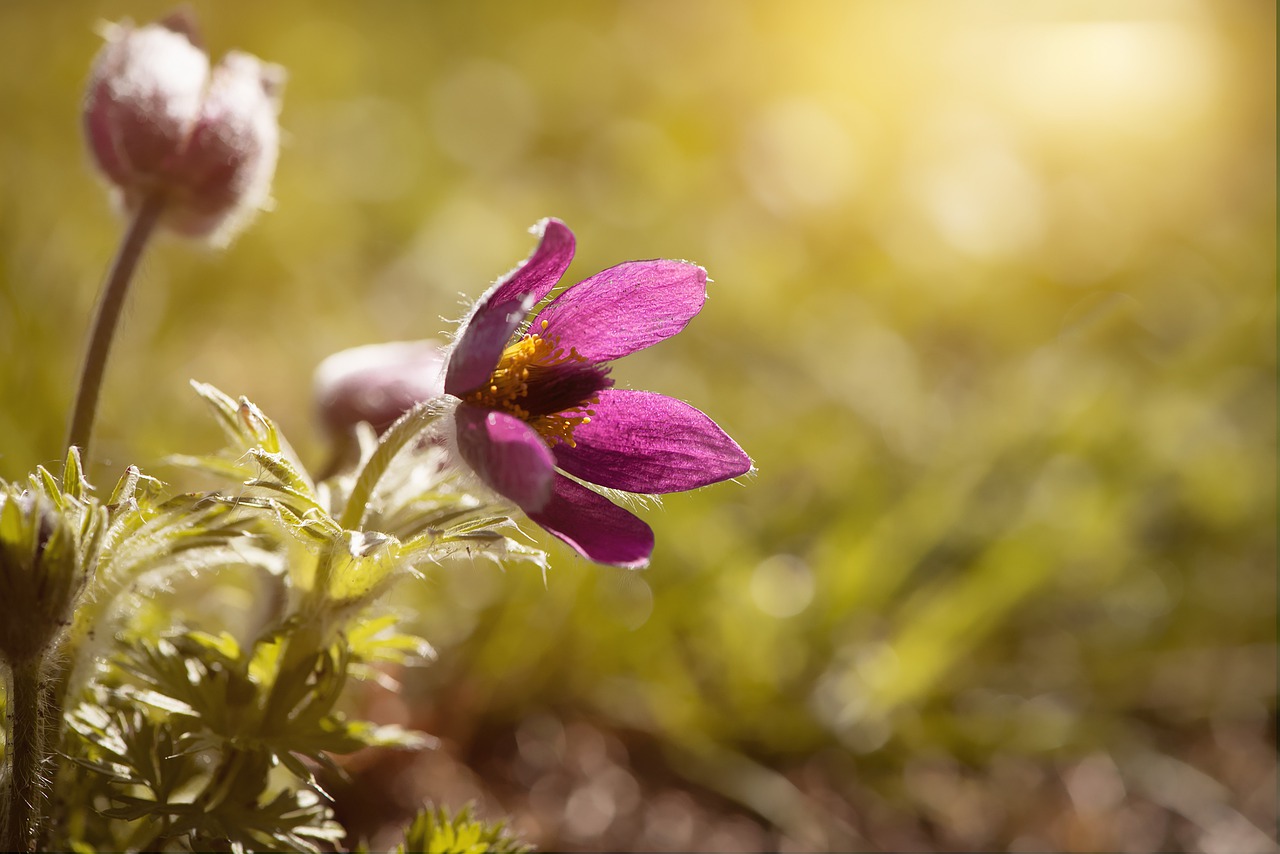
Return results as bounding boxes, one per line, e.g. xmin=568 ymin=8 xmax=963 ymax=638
xmin=82 ymin=10 xmax=284 ymax=245
xmin=315 ymin=339 xmax=447 ymax=439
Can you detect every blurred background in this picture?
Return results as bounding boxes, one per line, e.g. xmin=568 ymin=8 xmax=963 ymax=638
xmin=0 ymin=1 xmax=1274 ymax=850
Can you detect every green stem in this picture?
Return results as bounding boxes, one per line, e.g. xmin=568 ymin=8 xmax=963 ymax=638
xmin=338 ymin=400 xmax=446 ymax=530
xmin=3 ymin=657 xmax=45 ymax=853
xmin=260 ymin=629 xmax=321 ymax=733
xmin=200 ymin=748 xmax=251 ymax=813
xmin=65 ymin=194 xmax=166 ymax=470
xmin=121 ymin=810 xmax=171 ymax=853
xmin=34 ymin=679 xmax=60 ymax=854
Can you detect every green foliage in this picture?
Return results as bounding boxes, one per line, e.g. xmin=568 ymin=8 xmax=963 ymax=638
xmin=63 ymin=642 xmax=351 ymax=852
xmin=0 ymin=451 xmax=100 ymax=664
xmin=391 ymin=804 xmax=532 ymax=854
xmin=2 ymin=384 xmax=545 ymax=851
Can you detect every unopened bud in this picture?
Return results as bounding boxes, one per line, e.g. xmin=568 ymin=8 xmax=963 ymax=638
xmin=82 ymin=10 xmax=284 ymax=245
xmin=314 ymin=340 xmax=447 ymax=438
xmin=0 ymin=489 xmax=91 ymax=665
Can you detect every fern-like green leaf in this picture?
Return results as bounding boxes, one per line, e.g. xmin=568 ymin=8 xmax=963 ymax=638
xmin=394 ymin=803 xmax=533 ymax=854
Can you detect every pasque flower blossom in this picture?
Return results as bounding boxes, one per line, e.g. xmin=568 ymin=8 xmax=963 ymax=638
xmin=442 ymin=219 xmax=751 ymax=568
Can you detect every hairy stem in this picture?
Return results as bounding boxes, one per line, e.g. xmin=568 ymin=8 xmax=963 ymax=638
xmin=65 ymin=195 xmax=166 ymax=469
xmin=3 ymin=657 xmax=46 ymax=853
xmin=338 ymin=399 xmax=447 ymax=530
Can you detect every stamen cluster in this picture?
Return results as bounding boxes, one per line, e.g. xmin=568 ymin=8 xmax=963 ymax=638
xmin=463 ymin=321 xmax=611 ymax=449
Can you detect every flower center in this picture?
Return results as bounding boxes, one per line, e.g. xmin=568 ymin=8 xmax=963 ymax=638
xmin=464 ymin=321 xmax=612 ymax=448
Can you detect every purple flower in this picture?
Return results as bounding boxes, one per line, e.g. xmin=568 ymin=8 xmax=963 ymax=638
xmin=443 ymin=219 xmax=751 ymax=568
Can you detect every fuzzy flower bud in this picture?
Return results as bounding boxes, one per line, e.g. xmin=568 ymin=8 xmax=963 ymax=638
xmin=0 ymin=489 xmax=91 ymax=665
xmin=82 ymin=10 xmax=284 ymax=245
xmin=314 ymin=340 xmax=447 ymax=438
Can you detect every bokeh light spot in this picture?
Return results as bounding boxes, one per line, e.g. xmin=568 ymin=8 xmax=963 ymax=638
xmin=749 ymin=554 xmax=815 ymax=618
xmin=739 ymin=98 xmax=861 ymax=214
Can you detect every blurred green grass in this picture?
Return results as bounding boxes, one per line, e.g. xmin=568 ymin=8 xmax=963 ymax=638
xmin=0 ymin=1 xmax=1274 ymax=850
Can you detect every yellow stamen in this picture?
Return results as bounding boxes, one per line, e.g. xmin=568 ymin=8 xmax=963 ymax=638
xmin=463 ymin=324 xmax=602 ymax=448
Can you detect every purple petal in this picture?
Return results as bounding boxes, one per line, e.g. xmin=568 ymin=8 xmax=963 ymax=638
xmin=554 ymin=390 xmax=751 ymax=493
xmin=528 ymin=476 xmax=654 ymax=569
xmin=164 ymin=50 xmax=283 ymax=241
xmin=83 ymin=21 xmax=209 ymax=188
xmin=537 ymin=260 xmax=707 ymax=362
xmin=488 ymin=218 xmax=576 ymax=307
xmin=455 ymin=405 xmax=555 ymax=512
xmin=444 ymin=219 xmax=575 ymax=396
xmin=443 ymin=297 xmax=530 ymax=397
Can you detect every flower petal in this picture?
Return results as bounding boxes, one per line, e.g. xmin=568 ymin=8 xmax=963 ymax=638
xmin=164 ymin=50 xmax=284 ymax=243
xmin=528 ymin=476 xmax=654 ymax=569
xmin=554 ymin=390 xmax=752 ymax=493
xmin=537 ymin=260 xmax=707 ymax=362
xmin=84 ymin=20 xmax=209 ymax=189
xmin=444 ymin=219 xmax=575 ymax=396
xmin=443 ymin=299 xmax=530 ymax=397
xmin=488 ymin=217 xmax=576 ymax=307
xmin=455 ymin=405 xmax=555 ymax=512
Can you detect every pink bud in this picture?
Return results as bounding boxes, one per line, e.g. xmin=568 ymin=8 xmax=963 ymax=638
xmin=314 ymin=340 xmax=448 ymax=438
xmin=82 ymin=11 xmax=284 ymax=245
